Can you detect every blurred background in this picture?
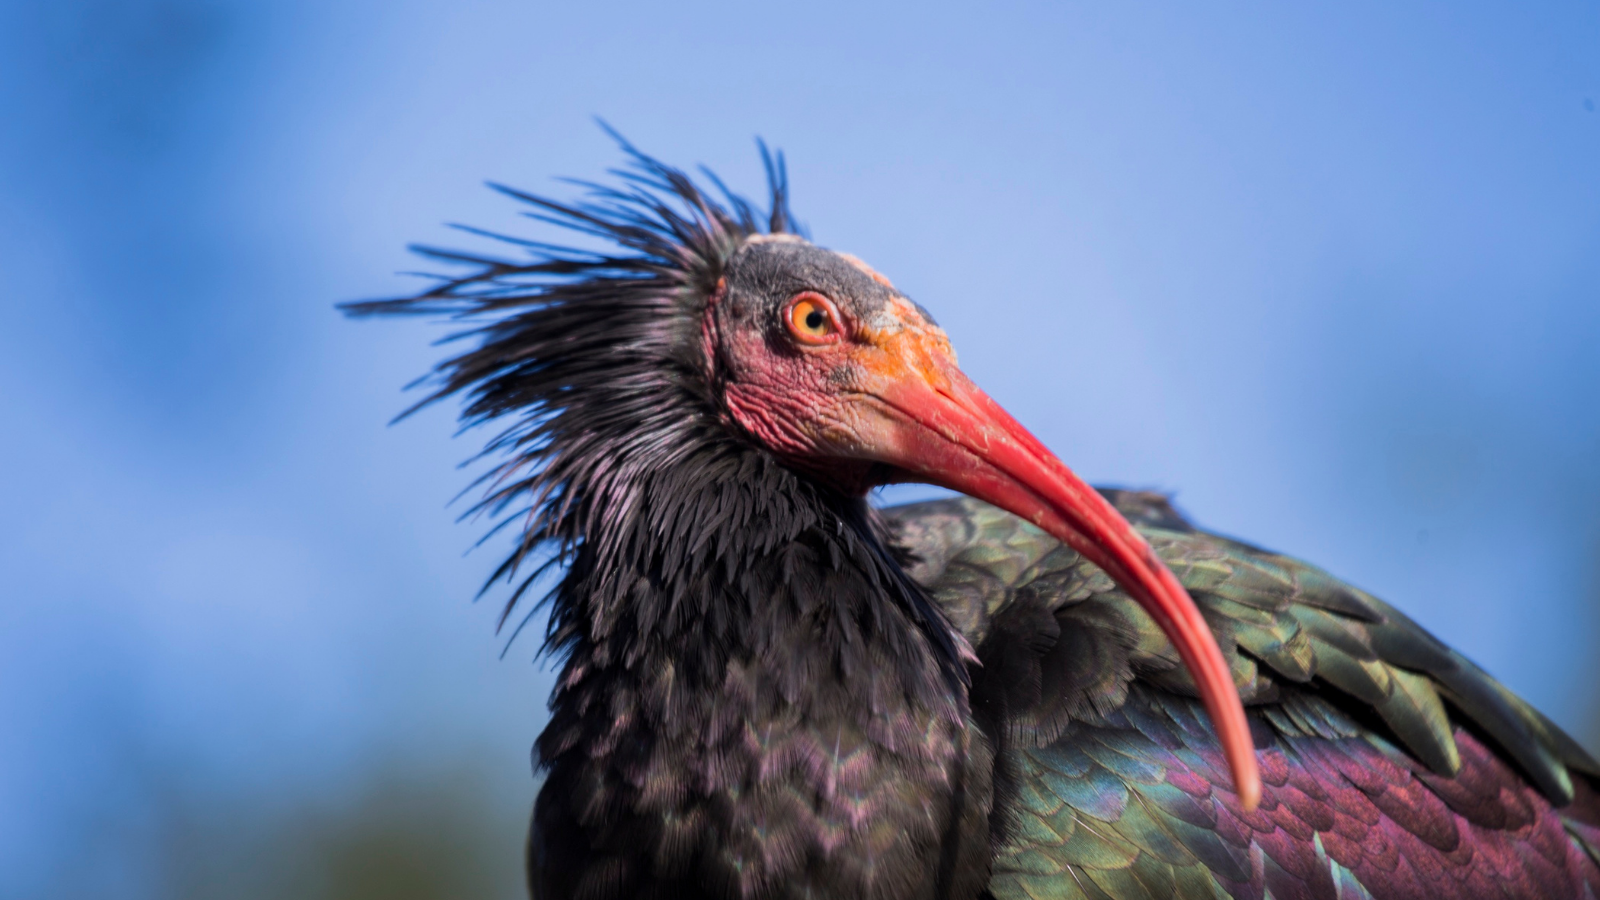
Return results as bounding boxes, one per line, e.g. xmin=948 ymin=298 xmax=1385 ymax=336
xmin=1 ymin=1 xmax=1597 ymax=897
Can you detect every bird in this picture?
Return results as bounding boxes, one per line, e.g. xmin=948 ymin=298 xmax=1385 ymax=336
xmin=346 ymin=137 xmax=1600 ymax=900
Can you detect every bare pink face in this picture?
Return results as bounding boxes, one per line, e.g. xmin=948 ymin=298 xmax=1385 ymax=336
xmin=710 ymin=250 xmax=958 ymax=491
xmin=703 ymin=234 xmax=1263 ymax=811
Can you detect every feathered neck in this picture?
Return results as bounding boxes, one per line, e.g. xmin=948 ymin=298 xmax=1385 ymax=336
xmin=541 ymin=433 xmax=969 ymax=720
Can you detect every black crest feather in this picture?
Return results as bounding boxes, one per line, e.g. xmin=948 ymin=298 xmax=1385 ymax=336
xmin=345 ymin=130 xmax=967 ymax=716
xmin=343 ymin=129 xmax=846 ymax=633
xmin=342 ymin=131 xmax=800 ymax=629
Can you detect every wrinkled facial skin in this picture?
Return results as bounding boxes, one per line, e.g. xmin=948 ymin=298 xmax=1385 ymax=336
xmin=707 ymin=235 xmax=954 ymax=494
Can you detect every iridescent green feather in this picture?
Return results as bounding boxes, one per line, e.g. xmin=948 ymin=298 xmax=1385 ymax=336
xmin=883 ymin=493 xmax=1600 ymax=900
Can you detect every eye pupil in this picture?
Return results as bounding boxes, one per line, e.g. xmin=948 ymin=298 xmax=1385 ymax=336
xmin=787 ymin=296 xmax=839 ymax=343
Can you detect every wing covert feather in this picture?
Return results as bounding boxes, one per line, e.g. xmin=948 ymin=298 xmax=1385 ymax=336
xmin=882 ymin=493 xmax=1600 ymax=900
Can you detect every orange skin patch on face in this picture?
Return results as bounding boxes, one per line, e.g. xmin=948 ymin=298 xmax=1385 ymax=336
xmin=853 ymin=297 xmax=958 ymax=386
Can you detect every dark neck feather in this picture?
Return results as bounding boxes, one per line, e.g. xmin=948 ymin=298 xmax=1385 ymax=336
xmin=525 ymin=436 xmax=993 ymax=900
xmin=539 ymin=434 xmax=969 ymax=758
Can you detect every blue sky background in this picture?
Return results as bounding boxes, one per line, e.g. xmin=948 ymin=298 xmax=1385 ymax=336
xmin=2 ymin=2 xmax=1597 ymax=897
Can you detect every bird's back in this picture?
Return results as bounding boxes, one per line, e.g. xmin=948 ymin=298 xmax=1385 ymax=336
xmin=885 ymin=493 xmax=1600 ymax=900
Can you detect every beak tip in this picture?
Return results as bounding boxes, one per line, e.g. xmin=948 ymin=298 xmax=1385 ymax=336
xmin=1237 ymin=774 xmax=1262 ymax=812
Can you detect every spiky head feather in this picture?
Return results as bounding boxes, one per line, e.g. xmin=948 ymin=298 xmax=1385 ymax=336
xmin=342 ymin=134 xmax=967 ymax=686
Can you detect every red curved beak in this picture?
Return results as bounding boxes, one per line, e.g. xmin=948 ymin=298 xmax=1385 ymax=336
xmin=857 ymin=322 xmax=1261 ymax=811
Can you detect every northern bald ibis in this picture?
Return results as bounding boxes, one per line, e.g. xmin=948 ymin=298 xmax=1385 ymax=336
xmin=346 ymin=140 xmax=1600 ymax=900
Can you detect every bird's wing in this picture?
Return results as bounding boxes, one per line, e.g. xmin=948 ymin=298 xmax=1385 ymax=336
xmin=884 ymin=493 xmax=1600 ymax=900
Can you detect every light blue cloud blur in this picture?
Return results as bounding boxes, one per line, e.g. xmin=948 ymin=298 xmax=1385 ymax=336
xmin=1 ymin=1 xmax=1597 ymax=896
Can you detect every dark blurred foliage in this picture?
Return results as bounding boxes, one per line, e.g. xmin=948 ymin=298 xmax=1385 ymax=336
xmin=50 ymin=759 xmax=530 ymax=900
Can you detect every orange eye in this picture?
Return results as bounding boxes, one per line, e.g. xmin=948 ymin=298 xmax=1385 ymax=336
xmin=786 ymin=293 xmax=840 ymax=344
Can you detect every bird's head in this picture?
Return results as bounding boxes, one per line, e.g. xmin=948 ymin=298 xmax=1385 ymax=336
xmin=347 ymin=137 xmax=1260 ymax=810
xmin=705 ymin=234 xmax=970 ymax=496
